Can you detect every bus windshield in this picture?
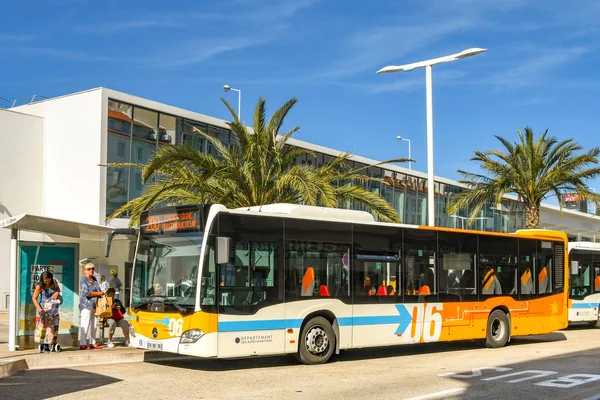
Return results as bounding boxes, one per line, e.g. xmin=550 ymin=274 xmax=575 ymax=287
xmin=131 ymin=232 xmax=203 ymax=311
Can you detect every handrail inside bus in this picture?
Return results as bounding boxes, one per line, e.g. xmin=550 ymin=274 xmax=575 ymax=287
xmin=105 ymin=228 xmax=139 ymax=257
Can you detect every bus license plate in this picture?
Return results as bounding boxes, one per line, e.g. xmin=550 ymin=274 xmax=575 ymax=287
xmin=146 ymin=341 xmax=163 ymax=351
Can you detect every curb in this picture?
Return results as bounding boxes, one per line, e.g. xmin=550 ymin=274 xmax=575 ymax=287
xmin=0 ymin=350 xmax=190 ymax=378
xmin=0 ymin=359 xmax=28 ymax=379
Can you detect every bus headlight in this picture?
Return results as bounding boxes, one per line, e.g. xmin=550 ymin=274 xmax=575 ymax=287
xmin=129 ymin=325 xmax=136 ymax=338
xmin=180 ymin=329 xmax=204 ymax=343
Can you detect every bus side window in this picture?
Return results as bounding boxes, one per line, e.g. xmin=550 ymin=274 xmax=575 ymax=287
xmin=538 ymin=249 xmax=553 ymax=294
xmin=518 ymin=238 xmax=538 ymax=298
xmin=478 ymin=235 xmax=518 ymax=297
xmin=437 ymin=231 xmax=477 ymax=302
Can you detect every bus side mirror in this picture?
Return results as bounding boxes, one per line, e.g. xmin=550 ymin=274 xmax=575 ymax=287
xmin=105 ymin=228 xmax=139 ymax=257
xmin=570 ymin=260 xmax=579 ymax=275
xmin=217 ymin=237 xmax=231 ymax=264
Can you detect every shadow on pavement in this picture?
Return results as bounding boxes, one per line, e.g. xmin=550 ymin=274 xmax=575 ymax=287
xmin=440 ymin=346 xmax=600 ymax=400
xmin=143 ymin=331 xmax=567 ymax=372
xmin=0 ymin=369 xmax=121 ymax=400
xmin=564 ymin=322 xmax=597 ymax=331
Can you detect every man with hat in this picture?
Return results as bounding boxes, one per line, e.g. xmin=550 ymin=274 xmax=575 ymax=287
xmin=109 ymin=269 xmax=123 ymax=300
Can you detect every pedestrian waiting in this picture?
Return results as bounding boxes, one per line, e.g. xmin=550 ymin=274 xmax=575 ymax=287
xmin=105 ymin=288 xmax=130 ymax=348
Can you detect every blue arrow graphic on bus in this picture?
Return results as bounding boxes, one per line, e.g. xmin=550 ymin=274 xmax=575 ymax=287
xmin=349 ymin=304 xmax=413 ymax=335
xmin=393 ymin=304 xmax=412 ymax=335
xmin=156 ymin=316 xmax=170 ymax=327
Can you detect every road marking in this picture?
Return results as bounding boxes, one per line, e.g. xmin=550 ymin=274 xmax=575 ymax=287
xmin=481 ymin=370 xmax=557 ymax=383
xmin=439 ymin=366 xmax=512 ymax=378
xmin=536 ymin=374 xmax=600 ymax=388
xmin=582 ymin=394 xmax=600 ymax=400
xmin=404 ymin=388 xmax=466 ymax=400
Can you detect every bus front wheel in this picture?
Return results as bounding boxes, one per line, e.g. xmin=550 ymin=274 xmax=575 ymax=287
xmin=297 ymin=316 xmax=335 ymax=365
xmin=484 ymin=310 xmax=510 ymax=348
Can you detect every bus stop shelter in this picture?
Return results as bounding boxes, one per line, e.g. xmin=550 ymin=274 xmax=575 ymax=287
xmin=1 ymin=214 xmax=111 ymax=351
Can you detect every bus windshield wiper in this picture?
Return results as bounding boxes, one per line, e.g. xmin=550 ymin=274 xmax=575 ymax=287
xmin=131 ymin=296 xmax=188 ymax=314
xmin=162 ymin=297 xmax=188 ymax=314
xmin=131 ymin=300 xmax=154 ymax=311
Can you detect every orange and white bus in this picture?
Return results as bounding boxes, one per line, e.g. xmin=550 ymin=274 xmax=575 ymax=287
xmin=105 ymin=203 xmax=569 ymax=364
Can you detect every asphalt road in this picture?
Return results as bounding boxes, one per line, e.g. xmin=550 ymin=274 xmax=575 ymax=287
xmin=1 ymin=324 xmax=600 ymax=400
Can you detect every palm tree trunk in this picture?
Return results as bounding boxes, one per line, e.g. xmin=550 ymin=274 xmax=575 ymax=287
xmin=525 ymin=203 xmax=540 ymax=229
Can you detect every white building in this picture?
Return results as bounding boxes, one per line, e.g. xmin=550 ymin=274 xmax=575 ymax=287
xmin=1 ymin=87 xmax=599 ymax=347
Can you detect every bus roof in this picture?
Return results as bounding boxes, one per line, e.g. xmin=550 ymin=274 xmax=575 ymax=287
xmin=226 ymin=203 xmax=567 ymax=241
xmin=568 ymin=241 xmax=600 ymax=252
xmin=235 ymin=203 xmax=376 ymax=223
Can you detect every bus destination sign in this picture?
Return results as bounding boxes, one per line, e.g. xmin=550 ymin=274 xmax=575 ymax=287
xmin=140 ymin=207 xmax=202 ymax=234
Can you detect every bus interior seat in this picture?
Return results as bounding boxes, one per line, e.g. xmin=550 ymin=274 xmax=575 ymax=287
xmin=510 ymin=269 xmax=517 ymax=294
xmin=376 ymin=285 xmax=387 ymax=296
xmin=521 ymin=268 xmax=533 ymax=295
xmin=417 ymin=285 xmax=431 ymax=295
xmin=595 ymin=275 xmax=600 ymax=291
xmin=301 ymin=267 xmax=316 ymax=297
xmin=285 ymin=268 xmax=300 ymax=297
xmin=538 ymin=267 xmax=549 ymax=294
xmin=482 ymin=268 xmax=502 ymax=295
xmin=460 ymin=270 xmax=474 ymax=288
xmin=319 ymin=284 xmax=331 ymax=297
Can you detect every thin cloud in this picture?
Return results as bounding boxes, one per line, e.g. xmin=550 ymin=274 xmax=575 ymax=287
xmin=148 ymin=36 xmax=272 ymax=68
xmin=74 ymin=19 xmax=182 ymax=35
xmin=308 ymin=0 xmax=527 ymax=82
xmin=190 ymin=0 xmax=322 ymax=23
xmin=511 ymin=96 xmax=552 ymax=107
xmin=0 ymin=34 xmax=37 ymax=43
xmin=18 ymin=47 xmax=115 ymax=63
xmin=484 ymin=47 xmax=589 ymax=89
xmin=311 ymin=18 xmax=477 ymax=82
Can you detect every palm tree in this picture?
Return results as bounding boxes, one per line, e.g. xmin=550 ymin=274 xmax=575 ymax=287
xmin=107 ymin=97 xmax=410 ymax=225
xmin=447 ymin=126 xmax=600 ymax=229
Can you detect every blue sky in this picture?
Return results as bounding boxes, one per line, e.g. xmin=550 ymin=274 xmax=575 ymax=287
xmin=2 ymin=0 xmax=600 ymax=192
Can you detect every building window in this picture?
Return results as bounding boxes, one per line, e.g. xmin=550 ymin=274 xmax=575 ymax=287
xmin=135 ymin=172 xmax=142 ymax=190
xmin=117 ymin=142 xmax=126 ymax=157
xmin=137 ymin=148 xmax=143 ymax=162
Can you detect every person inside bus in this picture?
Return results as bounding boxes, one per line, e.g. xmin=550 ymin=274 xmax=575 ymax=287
xmin=177 ymin=269 xmax=195 ymax=298
xmin=219 ymin=256 xmax=236 ymax=287
xmin=285 ymin=267 xmax=300 ymax=298
xmin=447 ymin=272 xmax=459 ymax=289
xmin=386 ymin=285 xmax=395 ymax=296
xmin=417 ymin=269 xmax=434 ymax=295
xmin=363 ymin=276 xmax=376 ymax=296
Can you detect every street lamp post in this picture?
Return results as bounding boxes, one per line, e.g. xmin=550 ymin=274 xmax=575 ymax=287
xmin=377 ymin=48 xmax=487 ymax=227
xmin=223 ymin=84 xmax=241 ymax=122
xmin=396 ymin=136 xmax=412 ymax=170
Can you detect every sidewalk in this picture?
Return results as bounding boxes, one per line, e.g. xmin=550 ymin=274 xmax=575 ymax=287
xmin=0 ymin=311 xmax=189 ymax=379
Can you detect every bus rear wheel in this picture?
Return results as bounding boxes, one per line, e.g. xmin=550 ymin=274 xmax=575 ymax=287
xmin=297 ymin=317 xmax=335 ymax=365
xmin=484 ymin=310 xmax=509 ymax=348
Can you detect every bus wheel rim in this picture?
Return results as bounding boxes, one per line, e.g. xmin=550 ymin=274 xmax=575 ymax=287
xmin=305 ymin=326 xmax=329 ymax=355
xmin=491 ymin=318 xmax=505 ymax=341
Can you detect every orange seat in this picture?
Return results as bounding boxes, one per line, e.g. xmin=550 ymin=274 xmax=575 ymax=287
xmin=376 ymin=285 xmax=387 ymax=296
xmin=417 ymin=285 xmax=431 ymax=295
xmin=595 ymin=276 xmax=600 ymax=291
xmin=301 ymin=267 xmax=315 ymax=297
xmin=319 ymin=285 xmax=331 ymax=297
